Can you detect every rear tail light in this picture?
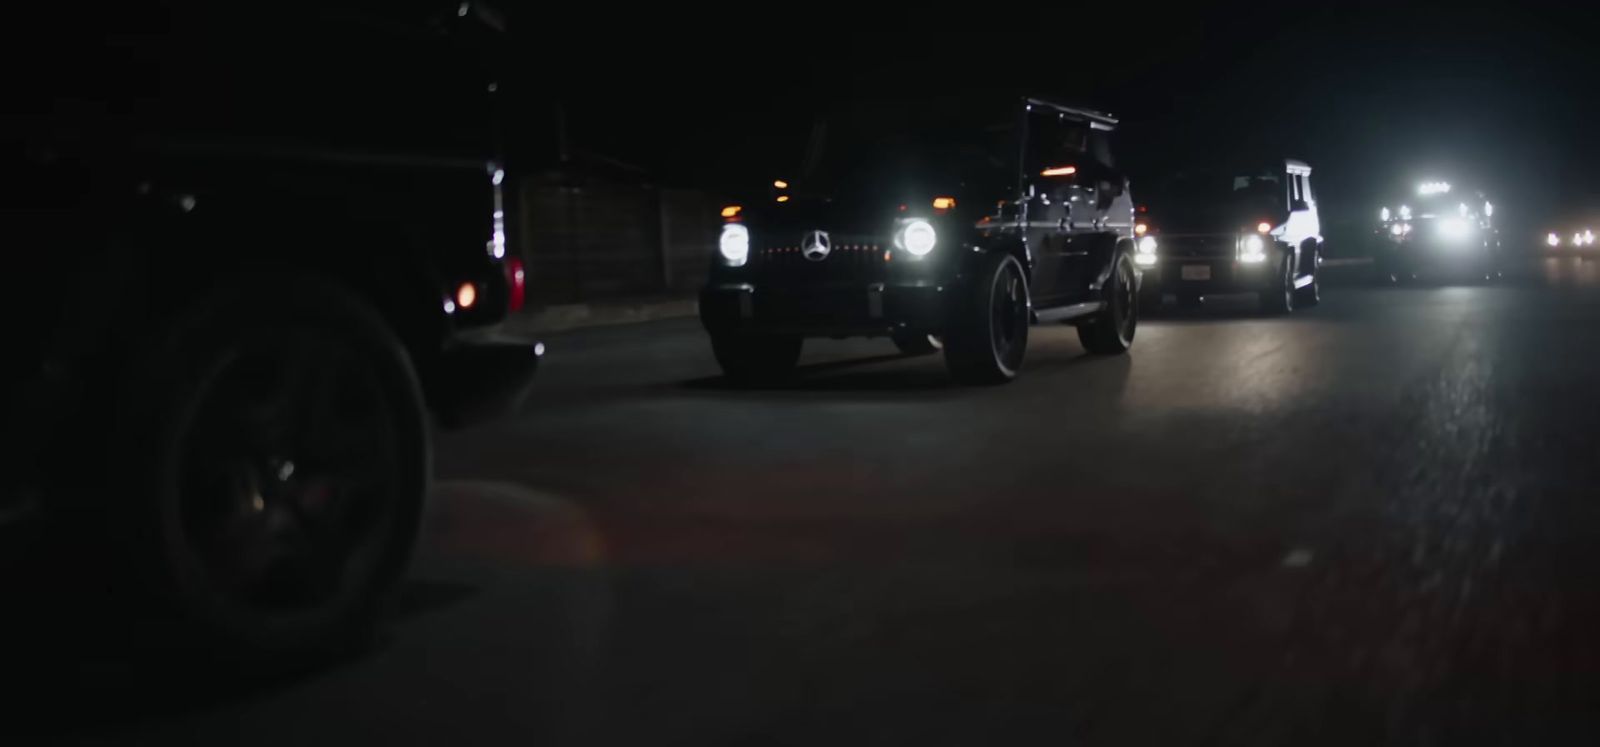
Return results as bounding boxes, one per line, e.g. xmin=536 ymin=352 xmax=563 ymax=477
xmin=506 ymin=256 xmax=526 ymax=313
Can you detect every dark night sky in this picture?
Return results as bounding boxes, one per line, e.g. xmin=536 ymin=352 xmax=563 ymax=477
xmin=514 ymin=3 xmax=1599 ymax=236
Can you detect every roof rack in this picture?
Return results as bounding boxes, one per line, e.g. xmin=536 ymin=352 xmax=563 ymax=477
xmin=1024 ymin=98 xmax=1119 ymax=129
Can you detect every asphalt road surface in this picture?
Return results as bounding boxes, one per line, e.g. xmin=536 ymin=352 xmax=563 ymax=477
xmin=31 ymin=255 xmax=1600 ymax=745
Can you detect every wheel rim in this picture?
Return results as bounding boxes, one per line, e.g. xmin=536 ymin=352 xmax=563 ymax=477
xmin=176 ymin=331 xmax=399 ymax=615
xmin=1283 ymin=259 xmax=1295 ymax=310
xmin=1113 ymin=258 xmax=1136 ymax=342
xmin=989 ymin=261 xmax=1027 ymax=369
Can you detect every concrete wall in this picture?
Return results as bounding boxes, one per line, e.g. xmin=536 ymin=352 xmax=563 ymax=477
xmin=516 ymin=179 xmax=718 ymax=306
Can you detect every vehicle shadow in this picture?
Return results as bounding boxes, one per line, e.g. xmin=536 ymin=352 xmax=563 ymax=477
xmin=4 ymin=480 xmax=611 ymax=747
xmin=1143 ymin=297 xmax=1273 ymax=322
xmin=682 ymin=342 xmax=1127 ymax=394
xmin=681 ymin=351 xmax=959 ymax=393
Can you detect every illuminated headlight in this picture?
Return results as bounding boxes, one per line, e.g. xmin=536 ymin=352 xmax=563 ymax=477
xmin=898 ymin=219 xmax=937 ymax=256
xmin=1437 ymin=217 xmax=1473 ymax=241
xmin=1586 ymin=230 xmax=1595 ymax=245
xmin=489 ymin=209 xmax=507 ymax=259
xmin=1390 ymin=223 xmax=1406 ymax=237
xmin=719 ymin=223 xmax=750 ymax=266
xmin=1575 ymin=233 xmax=1586 ymax=247
xmin=1547 ymin=232 xmax=1562 ymax=248
xmin=1239 ymin=234 xmax=1267 ymax=263
xmin=1380 ymin=207 xmax=1391 ymax=222
xmin=1135 ymin=235 xmax=1158 ymax=266
xmin=1399 ymin=205 xmax=1412 ymax=221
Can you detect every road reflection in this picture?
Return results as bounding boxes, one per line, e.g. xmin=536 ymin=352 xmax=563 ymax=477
xmin=1538 ymin=255 xmax=1600 ymax=287
xmin=16 ymin=481 xmax=612 ymax=747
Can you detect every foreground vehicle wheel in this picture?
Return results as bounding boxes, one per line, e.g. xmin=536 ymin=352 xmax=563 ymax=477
xmin=945 ymin=252 xmax=1029 ymax=385
xmin=711 ymin=333 xmax=803 ymax=383
xmin=1078 ymin=253 xmax=1139 ymax=355
xmin=122 ymin=276 xmax=428 ymax=666
xmin=890 ymin=330 xmax=942 ymax=356
xmin=1259 ymin=254 xmax=1295 ymax=315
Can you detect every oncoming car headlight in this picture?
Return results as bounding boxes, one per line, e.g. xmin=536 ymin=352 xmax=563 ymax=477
xmin=898 ymin=219 xmax=937 ymax=256
xmin=1437 ymin=217 xmax=1474 ymax=242
xmin=1239 ymin=234 xmax=1267 ymax=263
xmin=719 ymin=223 xmax=750 ymax=266
xmin=1135 ymin=235 xmax=1158 ymax=266
xmin=1547 ymin=232 xmax=1562 ymax=248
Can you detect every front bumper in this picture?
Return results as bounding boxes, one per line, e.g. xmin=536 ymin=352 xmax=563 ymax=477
xmin=1146 ymin=257 xmax=1280 ymax=294
xmin=700 ymin=281 xmax=950 ymax=337
xmin=1380 ymin=237 xmax=1495 ymax=274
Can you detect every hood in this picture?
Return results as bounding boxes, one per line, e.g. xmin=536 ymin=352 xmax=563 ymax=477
xmin=1148 ymin=203 xmax=1286 ymax=235
xmin=741 ymin=181 xmax=999 ymax=242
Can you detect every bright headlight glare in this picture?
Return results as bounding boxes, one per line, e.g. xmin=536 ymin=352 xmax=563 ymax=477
xmin=1391 ymin=223 xmax=1406 ymax=237
xmin=490 ymin=209 xmax=506 ymax=259
xmin=1239 ymin=234 xmax=1267 ymax=262
xmin=1547 ymin=232 xmax=1562 ymax=247
xmin=1137 ymin=236 xmax=1158 ymax=254
xmin=1438 ymin=217 xmax=1473 ymax=241
xmin=1380 ymin=207 xmax=1391 ymax=221
xmin=719 ymin=223 xmax=750 ymax=266
xmin=900 ymin=219 xmax=937 ymax=256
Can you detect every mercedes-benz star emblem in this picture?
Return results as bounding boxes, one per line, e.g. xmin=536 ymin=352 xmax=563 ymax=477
xmin=802 ymin=230 xmax=831 ymax=261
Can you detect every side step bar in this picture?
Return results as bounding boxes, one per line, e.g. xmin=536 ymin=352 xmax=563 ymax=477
xmin=1033 ymin=301 xmax=1104 ymax=324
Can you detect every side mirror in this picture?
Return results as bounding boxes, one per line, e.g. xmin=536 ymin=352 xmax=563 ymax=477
xmin=1290 ymin=198 xmax=1310 ymax=211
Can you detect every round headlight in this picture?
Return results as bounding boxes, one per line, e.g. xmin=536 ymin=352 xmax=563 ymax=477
xmin=1239 ymin=234 xmax=1267 ymax=263
xmin=1391 ymin=223 xmax=1407 ymax=237
xmin=1547 ymin=232 xmax=1562 ymax=247
xmin=1137 ymin=235 xmax=1158 ymax=254
xmin=901 ymin=219 xmax=937 ymax=256
xmin=719 ymin=223 xmax=750 ymax=266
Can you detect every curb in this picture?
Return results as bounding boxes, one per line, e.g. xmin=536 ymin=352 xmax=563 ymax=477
xmin=503 ymin=297 xmax=699 ymax=335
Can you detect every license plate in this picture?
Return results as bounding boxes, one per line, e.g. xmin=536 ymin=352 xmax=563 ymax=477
xmin=1181 ymin=265 xmax=1212 ymax=281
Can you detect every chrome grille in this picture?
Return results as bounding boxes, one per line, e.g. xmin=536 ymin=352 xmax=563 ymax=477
xmin=1161 ymin=235 xmax=1236 ymax=260
xmin=754 ymin=235 xmax=887 ymax=284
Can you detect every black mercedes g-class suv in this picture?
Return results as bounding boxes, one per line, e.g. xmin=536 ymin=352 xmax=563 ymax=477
xmin=1374 ymin=180 xmax=1502 ymax=282
xmin=699 ymin=97 xmax=1142 ymax=385
xmin=2 ymin=2 xmax=537 ymax=662
xmin=1136 ymin=159 xmax=1323 ymax=314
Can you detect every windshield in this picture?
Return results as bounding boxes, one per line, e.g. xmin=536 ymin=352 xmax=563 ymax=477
xmin=716 ymin=97 xmax=1018 ymax=205
xmin=1145 ymin=169 xmax=1283 ymax=222
xmin=12 ymin=2 xmax=500 ymax=159
xmin=1399 ymin=191 xmax=1479 ymax=218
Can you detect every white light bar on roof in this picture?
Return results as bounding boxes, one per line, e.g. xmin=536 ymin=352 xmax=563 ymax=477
xmin=1418 ymin=181 xmax=1452 ymax=196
